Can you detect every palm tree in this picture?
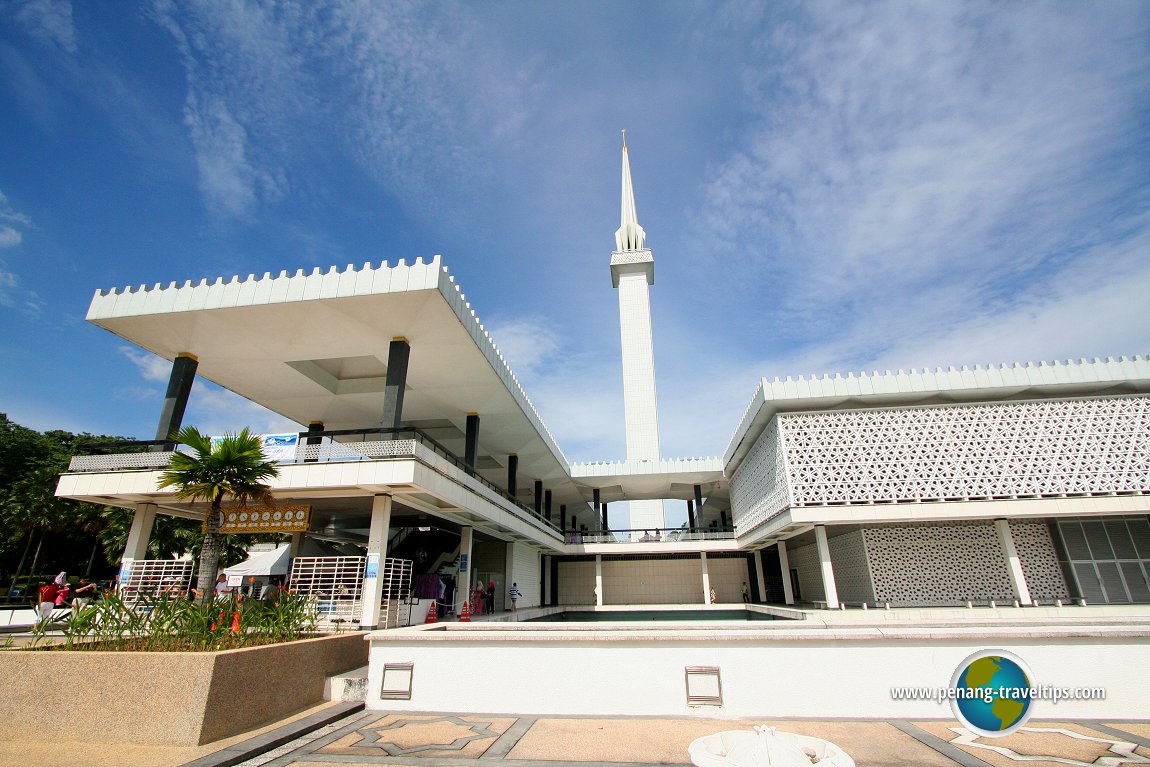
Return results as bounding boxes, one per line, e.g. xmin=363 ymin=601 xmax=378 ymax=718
xmin=157 ymin=427 xmax=278 ymax=603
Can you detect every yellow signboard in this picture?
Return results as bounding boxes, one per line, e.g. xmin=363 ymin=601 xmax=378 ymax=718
xmin=217 ymin=504 xmax=311 ymax=534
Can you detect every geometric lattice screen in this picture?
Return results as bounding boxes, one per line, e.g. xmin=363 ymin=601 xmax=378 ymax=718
xmin=781 ymin=396 xmax=1150 ymax=507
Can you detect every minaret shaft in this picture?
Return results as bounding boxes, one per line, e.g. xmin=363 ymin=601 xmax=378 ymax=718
xmin=610 ymin=132 xmax=664 ymax=533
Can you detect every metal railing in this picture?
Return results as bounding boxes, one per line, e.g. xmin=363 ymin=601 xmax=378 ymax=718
xmin=570 ymin=527 xmax=737 ymax=544
xmin=70 ymin=427 xmax=564 ymax=536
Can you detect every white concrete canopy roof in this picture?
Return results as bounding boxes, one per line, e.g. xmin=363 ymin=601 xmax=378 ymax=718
xmin=724 ymin=356 xmax=1150 ymax=475
xmin=87 ymin=256 xmax=586 ymax=504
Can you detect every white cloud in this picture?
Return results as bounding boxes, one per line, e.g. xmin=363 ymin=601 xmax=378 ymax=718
xmin=682 ymin=2 xmax=1150 ymax=376
xmin=184 ymin=382 xmax=301 ymax=437
xmin=118 ymin=346 xmax=172 ymax=382
xmin=0 ymin=227 xmax=20 ymax=248
xmin=12 ymin=0 xmax=77 ymax=54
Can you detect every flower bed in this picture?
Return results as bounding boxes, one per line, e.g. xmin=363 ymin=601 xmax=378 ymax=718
xmin=0 ymin=631 xmax=367 ymax=745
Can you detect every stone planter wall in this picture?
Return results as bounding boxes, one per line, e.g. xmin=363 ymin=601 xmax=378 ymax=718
xmin=0 ymin=632 xmax=367 ymax=745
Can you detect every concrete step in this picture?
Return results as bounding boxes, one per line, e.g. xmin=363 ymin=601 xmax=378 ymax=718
xmin=325 ymin=664 xmax=368 ymax=702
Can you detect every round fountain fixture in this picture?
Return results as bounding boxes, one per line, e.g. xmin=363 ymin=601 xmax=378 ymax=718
xmin=688 ymin=726 xmax=854 ymax=767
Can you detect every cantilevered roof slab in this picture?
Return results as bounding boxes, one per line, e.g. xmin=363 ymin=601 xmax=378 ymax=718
xmin=724 ymin=356 xmax=1150 ymax=476
xmin=86 ymin=257 xmax=578 ymax=499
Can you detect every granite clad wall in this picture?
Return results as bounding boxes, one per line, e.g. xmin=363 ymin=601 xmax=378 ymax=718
xmin=0 ymin=632 xmax=367 ymax=746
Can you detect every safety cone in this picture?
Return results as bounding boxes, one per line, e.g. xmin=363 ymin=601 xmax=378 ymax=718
xmin=424 ymin=601 xmax=438 ymax=624
xmin=458 ymin=599 xmax=471 ymax=622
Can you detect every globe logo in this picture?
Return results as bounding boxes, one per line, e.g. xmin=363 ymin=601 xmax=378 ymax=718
xmin=950 ymin=650 xmax=1034 ymax=736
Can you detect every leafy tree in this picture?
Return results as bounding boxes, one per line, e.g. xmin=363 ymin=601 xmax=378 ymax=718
xmin=157 ymin=427 xmax=278 ymax=603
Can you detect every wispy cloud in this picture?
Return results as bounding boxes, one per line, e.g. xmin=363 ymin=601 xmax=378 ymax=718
xmin=148 ymin=0 xmax=539 ymax=223
xmin=10 ymin=0 xmax=78 ymax=54
xmin=118 ymin=346 xmax=171 ymax=382
xmin=682 ymin=2 xmax=1150 ymax=377
xmin=0 ymin=190 xmax=41 ymax=314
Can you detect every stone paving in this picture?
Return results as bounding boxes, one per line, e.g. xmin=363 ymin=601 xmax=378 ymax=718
xmin=2 ymin=696 xmax=1148 ymax=767
xmin=231 ymin=712 xmax=1150 ymax=767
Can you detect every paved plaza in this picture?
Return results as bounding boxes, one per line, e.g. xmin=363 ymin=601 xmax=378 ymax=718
xmin=6 ymin=704 xmax=1148 ymax=767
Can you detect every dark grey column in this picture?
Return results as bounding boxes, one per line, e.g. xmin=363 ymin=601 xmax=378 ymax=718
xmin=304 ymin=421 xmax=324 ymax=463
xmin=381 ymin=338 xmax=411 ymax=431
xmin=534 ymin=480 xmax=543 ymax=517
xmin=154 ymin=353 xmax=198 ymax=443
xmin=507 ymin=454 xmax=518 ymax=499
xmin=694 ymin=484 xmax=704 ymax=530
xmin=601 ymin=502 xmax=608 ymax=531
xmin=687 ymin=500 xmax=696 ymax=532
xmin=544 ymin=489 xmax=553 ymax=522
xmin=592 ymin=489 xmax=601 ymax=532
xmin=560 ymin=504 xmax=567 ymax=532
xmin=464 ymin=413 xmax=480 ymax=470
xmin=721 ymin=510 xmax=730 ymax=531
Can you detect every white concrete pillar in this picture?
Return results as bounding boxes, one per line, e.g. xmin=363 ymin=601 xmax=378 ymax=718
xmin=359 ymin=494 xmax=393 ymax=629
xmin=504 ymin=542 xmax=515 ymax=612
xmin=753 ymin=550 xmax=768 ymax=604
xmin=701 ymin=552 xmax=712 ymax=603
xmin=996 ymin=519 xmax=1033 ymax=606
xmin=458 ymin=526 xmax=474 ymax=613
xmin=288 ymin=531 xmax=304 ymax=558
xmin=778 ymin=540 xmax=795 ymax=605
xmin=814 ymin=525 xmax=839 ymax=609
xmin=595 ymin=554 xmax=604 ymax=606
xmin=123 ymin=503 xmax=158 ymax=561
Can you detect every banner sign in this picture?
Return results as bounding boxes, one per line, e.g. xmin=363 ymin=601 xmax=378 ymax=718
xmin=365 ymin=553 xmax=380 ymax=579
xmin=217 ymin=504 xmax=311 ymax=534
xmin=208 ymin=432 xmax=300 ymax=462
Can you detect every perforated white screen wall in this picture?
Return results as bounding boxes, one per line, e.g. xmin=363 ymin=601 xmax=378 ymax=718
xmin=729 ymin=418 xmax=790 ymax=534
xmin=780 ymin=396 xmax=1150 ymax=507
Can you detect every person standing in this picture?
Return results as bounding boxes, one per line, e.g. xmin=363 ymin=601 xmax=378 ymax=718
xmin=741 ymin=582 xmax=751 ymax=603
xmin=214 ymin=574 xmax=232 ymax=599
xmin=72 ymin=578 xmax=98 ymax=616
xmin=508 ymin=582 xmax=520 ymax=612
xmin=37 ymin=579 xmax=59 ymax=625
xmin=486 ymin=581 xmax=495 ymax=614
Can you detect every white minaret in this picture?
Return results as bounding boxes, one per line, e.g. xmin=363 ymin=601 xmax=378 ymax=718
xmin=610 ymin=131 xmax=665 ymax=533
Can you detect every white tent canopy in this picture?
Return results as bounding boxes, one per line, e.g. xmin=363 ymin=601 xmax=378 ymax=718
xmin=223 ymin=544 xmax=292 ymax=578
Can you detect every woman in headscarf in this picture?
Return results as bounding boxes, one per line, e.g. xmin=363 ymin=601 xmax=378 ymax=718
xmin=54 ymin=571 xmax=67 ymax=586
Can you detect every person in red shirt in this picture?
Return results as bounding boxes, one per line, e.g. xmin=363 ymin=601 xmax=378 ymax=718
xmin=37 ymin=579 xmax=59 ymax=625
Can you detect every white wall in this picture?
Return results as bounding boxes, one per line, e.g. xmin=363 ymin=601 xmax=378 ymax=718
xmin=367 ymin=631 xmax=1150 ymax=719
xmin=509 ymin=542 xmax=541 ymax=608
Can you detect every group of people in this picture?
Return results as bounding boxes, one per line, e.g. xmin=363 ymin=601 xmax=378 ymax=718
xmin=213 ymin=574 xmax=284 ymax=601
xmin=467 ymin=580 xmax=521 ymax=614
xmin=35 ymin=572 xmax=98 ymax=624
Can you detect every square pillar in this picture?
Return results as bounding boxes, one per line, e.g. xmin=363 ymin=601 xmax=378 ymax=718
xmin=701 ymin=552 xmax=712 ymax=603
xmin=382 ymin=338 xmax=410 ymax=431
xmin=778 ymin=540 xmax=795 ymax=605
xmin=458 ymin=526 xmax=474 ymax=612
xmin=544 ymin=489 xmax=553 ymax=523
xmin=753 ymin=549 xmax=768 ymax=605
xmin=304 ymin=421 xmax=324 ymax=463
xmin=996 ymin=519 xmax=1033 ymax=606
xmin=504 ymin=542 xmax=515 ymax=611
xmin=534 ymin=480 xmax=543 ymax=517
xmin=814 ymin=525 xmax=839 ymax=609
xmin=592 ymin=489 xmax=601 ymax=532
xmin=507 ymin=454 xmax=518 ymax=499
xmin=288 ymin=532 xmax=305 ymax=558
xmin=464 ymin=414 xmax=480 ymax=470
xmin=360 ymin=494 xmax=393 ymax=629
xmin=123 ymin=503 xmax=158 ymax=562
xmin=154 ymin=353 xmax=197 ymax=443
xmin=595 ymin=554 xmax=603 ymax=606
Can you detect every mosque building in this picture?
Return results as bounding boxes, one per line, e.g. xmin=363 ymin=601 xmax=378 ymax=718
xmin=55 ymin=138 xmax=1150 ymax=624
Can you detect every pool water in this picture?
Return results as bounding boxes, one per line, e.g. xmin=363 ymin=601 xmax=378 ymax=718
xmin=526 ymin=609 xmax=780 ymax=622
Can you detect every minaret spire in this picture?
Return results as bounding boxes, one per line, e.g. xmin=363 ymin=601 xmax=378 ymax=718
xmin=615 ymin=129 xmax=647 ymax=252
xmin=608 ymin=132 xmax=664 ymax=535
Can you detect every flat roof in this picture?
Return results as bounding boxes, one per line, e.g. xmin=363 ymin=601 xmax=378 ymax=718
xmin=723 ymin=356 xmax=1150 ymax=474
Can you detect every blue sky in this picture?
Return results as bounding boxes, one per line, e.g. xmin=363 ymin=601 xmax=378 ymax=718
xmin=2 ymin=1 xmax=1149 ymax=472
